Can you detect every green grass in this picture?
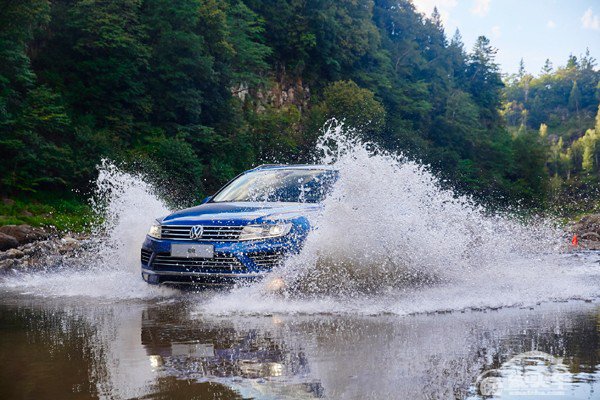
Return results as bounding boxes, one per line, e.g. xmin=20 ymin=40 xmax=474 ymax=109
xmin=0 ymin=195 xmax=96 ymax=233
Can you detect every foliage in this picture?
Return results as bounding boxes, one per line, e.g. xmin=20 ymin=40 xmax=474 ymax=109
xmin=0 ymin=0 xmax=598 ymax=224
xmin=504 ymin=53 xmax=600 ymax=213
xmin=313 ymin=80 xmax=386 ymax=137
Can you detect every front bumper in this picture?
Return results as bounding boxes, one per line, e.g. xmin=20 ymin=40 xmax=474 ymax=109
xmin=141 ymin=235 xmax=300 ymax=285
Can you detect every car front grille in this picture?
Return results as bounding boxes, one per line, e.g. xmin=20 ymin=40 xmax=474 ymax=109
xmin=151 ymin=253 xmax=245 ymax=272
xmin=141 ymin=249 xmax=152 ymax=265
xmin=248 ymin=252 xmax=284 ymax=268
xmin=161 ymin=225 xmax=244 ymax=241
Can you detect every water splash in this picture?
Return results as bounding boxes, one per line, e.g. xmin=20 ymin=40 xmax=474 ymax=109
xmin=1 ymin=123 xmax=598 ymax=309
xmin=200 ymin=122 xmax=599 ymax=314
xmin=0 ymin=160 xmax=175 ymax=299
xmin=285 ymin=123 xmax=562 ymax=291
xmin=90 ymin=160 xmax=172 ymax=271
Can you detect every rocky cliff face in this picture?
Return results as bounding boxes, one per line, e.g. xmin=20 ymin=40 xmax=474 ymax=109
xmin=233 ymin=74 xmax=311 ymax=112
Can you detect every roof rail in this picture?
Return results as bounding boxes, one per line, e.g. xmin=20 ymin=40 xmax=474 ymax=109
xmin=253 ymin=163 xmax=287 ymax=169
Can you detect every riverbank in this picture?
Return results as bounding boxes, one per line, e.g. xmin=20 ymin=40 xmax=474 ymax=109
xmin=0 ymin=225 xmax=86 ymax=273
xmin=568 ymin=213 xmax=600 ymax=250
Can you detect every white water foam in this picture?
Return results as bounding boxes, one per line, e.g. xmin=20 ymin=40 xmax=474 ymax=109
xmin=1 ymin=123 xmax=599 ymax=309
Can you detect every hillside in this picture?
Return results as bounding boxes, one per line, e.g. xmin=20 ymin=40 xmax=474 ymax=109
xmin=1 ymin=0 xmax=598 ymax=227
xmin=503 ymin=55 xmax=600 ymax=214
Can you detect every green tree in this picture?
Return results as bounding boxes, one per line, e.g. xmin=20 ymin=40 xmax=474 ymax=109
xmin=566 ymin=54 xmax=578 ymax=69
xmin=1 ymin=86 xmax=75 ymax=193
xmin=581 ymin=106 xmax=600 ymax=172
xmin=541 ymin=58 xmax=553 ymax=75
xmin=226 ymin=0 xmax=272 ymax=87
xmin=67 ymin=0 xmax=151 ymax=139
xmin=467 ymin=36 xmax=504 ymax=126
xmin=568 ymin=81 xmax=581 ymax=114
xmin=315 ymin=80 xmax=386 ymax=136
xmin=518 ymin=58 xmax=526 ymax=78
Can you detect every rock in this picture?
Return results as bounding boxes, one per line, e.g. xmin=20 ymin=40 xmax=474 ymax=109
xmin=0 ymin=232 xmax=18 ymax=251
xmin=21 ymin=210 xmax=33 ymax=217
xmin=580 ymin=240 xmax=600 ymax=251
xmin=0 ymin=232 xmax=87 ymax=274
xmin=58 ymin=237 xmax=80 ymax=254
xmin=572 ymin=214 xmax=600 ymax=236
xmin=4 ymin=248 xmax=24 ymax=259
xmin=0 ymin=224 xmax=48 ymax=245
xmin=2 ymin=198 xmax=15 ymax=206
xmin=0 ymin=258 xmax=19 ymax=272
xmin=580 ymin=232 xmax=600 ymax=241
xmin=22 ymin=244 xmax=40 ymax=256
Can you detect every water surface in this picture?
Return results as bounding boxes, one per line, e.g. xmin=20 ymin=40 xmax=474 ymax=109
xmin=1 ymin=294 xmax=598 ymax=400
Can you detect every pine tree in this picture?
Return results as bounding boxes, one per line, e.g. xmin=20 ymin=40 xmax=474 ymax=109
xmin=467 ymin=36 xmax=503 ymax=125
xmin=568 ymin=81 xmax=581 ymax=114
xmin=431 ymin=7 xmax=443 ymax=31
xmin=580 ymin=48 xmax=597 ymax=71
xmin=518 ymin=58 xmax=526 ymax=79
xmin=541 ymin=58 xmax=553 ymax=75
xmin=68 ymin=0 xmax=151 ymax=139
xmin=566 ymin=54 xmax=578 ymax=69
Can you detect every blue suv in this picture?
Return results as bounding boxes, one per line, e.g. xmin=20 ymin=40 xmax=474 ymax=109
xmin=141 ymin=165 xmax=337 ymax=285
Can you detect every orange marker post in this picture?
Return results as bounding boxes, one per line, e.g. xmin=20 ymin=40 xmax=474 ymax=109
xmin=571 ymin=234 xmax=578 ymax=247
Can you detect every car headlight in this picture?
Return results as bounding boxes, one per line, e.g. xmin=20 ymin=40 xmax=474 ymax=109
xmin=239 ymin=222 xmax=292 ymax=241
xmin=147 ymin=221 xmax=161 ymax=239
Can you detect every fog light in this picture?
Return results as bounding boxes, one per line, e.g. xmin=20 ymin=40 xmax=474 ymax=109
xmin=149 ymin=355 xmax=164 ymax=368
xmin=147 ymin=274 xmax=160 ymax=284
xmin=265 ymin=277 xmax=286 ymax=292
xmin=142 ymin=273 xmax=149 ymax=281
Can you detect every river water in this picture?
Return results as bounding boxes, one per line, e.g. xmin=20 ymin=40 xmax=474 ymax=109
xmin=0 ymin=293 xmax=599 ymax=399
xmin=1 ymin=125 xmax=599 ymax=399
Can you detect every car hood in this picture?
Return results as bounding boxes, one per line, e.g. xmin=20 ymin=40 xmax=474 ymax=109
xmin=160 ymin=201 xmax=321 ymax=225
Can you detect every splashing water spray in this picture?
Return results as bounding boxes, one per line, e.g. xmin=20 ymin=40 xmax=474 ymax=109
xmin=1 ymin=160 xmax=175 ymax=299
xmin=2 ymin=122 xmax=598 ymax=311
xmin=272 ymin=121 xmax=563 ymax=293
xmin=200 ymin=121 xmax=598 ymax=315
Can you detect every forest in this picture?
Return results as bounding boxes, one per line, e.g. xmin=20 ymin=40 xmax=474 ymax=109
xmin=1 ymin=0 xmax=599 ymax=228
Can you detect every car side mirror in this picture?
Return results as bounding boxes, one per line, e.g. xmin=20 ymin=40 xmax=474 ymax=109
xmin=201 ymin=196 xmax=212 ymax=204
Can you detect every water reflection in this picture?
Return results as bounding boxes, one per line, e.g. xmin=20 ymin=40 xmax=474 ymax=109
xmin=475 ymin=351 xmax=573 ymax=397
xmin=141 ymin=305 xmax=323 ymax=399
xmin=0 ymin=296 xmax=598 ymax=399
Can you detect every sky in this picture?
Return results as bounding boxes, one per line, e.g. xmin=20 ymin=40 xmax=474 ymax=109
xmin=411 ymin=0 xmax=600 ymax=75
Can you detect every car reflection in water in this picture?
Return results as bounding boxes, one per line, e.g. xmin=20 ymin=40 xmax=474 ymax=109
xmin=140 ymin=306 xmax=325 ymax=399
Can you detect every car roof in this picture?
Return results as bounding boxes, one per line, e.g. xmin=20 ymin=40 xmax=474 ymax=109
xmin=250 ymin=164 xmax=336 ymax=171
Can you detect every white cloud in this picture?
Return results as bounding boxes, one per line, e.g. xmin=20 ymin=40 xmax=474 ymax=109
xmin=581 ymin=8 xmax=600 ymax=30
xmin=411 ymin=0 xmax=457 ymax=25
xmin=471 ymin=0 xmax=491 ymax=17
xmin=491 ymin=25 xmax=501 ymax=38
xmin=546 ymin=20 xmax=556 ymax=29
xmin=412 ymin=0 xmax=458 ymax=15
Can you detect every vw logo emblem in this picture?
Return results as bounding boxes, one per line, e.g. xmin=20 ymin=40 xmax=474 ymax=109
xmin=189 ymin=225 xmax=204 ymax=240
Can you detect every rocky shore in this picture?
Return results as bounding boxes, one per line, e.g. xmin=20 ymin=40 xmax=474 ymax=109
xmin=0 ymin=225 xmax=87 ymax=273
xmin=569 ymin=214 xmax=600 ymax=250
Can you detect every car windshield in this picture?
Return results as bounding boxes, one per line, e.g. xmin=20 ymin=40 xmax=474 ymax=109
xmin=212 ymin=168 xmax=337 ymax=203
